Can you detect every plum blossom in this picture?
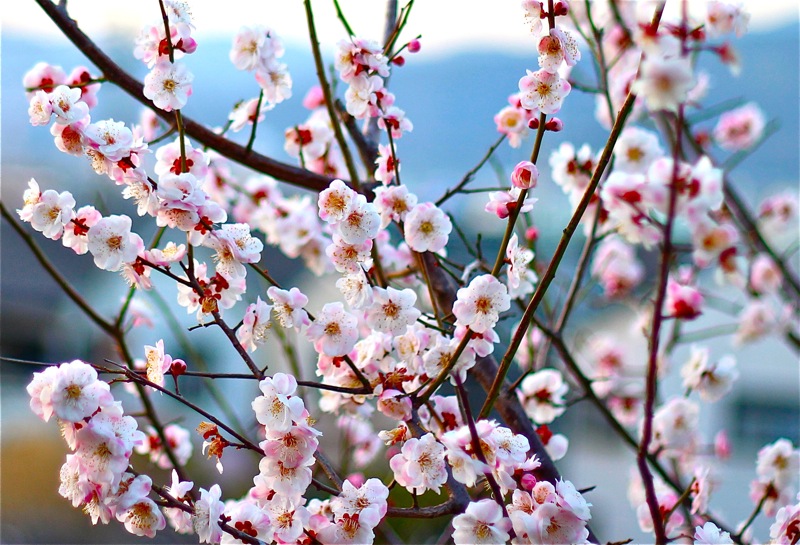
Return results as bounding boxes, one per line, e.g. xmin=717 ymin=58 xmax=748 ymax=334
xmin=714 ymin=102 xmax=765 ymax=151
xmin=29 ymin=189 xmax=75 ymax=240
xmin=48 ymin=85 xmax=89 ymax=125
xmin=252 ymin=373 xmax=306 ymax=433
xmin=193 ymin=484 xmax=225 ymax=544
xmin=237 ymin=297 xmax=273 ymax=352
xmin=374 ymin=185 xmax=417 ymax=227
xmin=680 ymin=346 xmax=739 ymax=402
xmin=62 ymin=205 xmax=102 ymax=255
xmin=511 ymin=160 xmax=539 ymax=189
xmin=143 ymin=61 xmax=193 ymax=111
xmin=87 ymin=215 xmax=143 ymax=272
xmin=632 ymin=55 xmax=694 ymax=113
xmin=452 ymin=500 xmax=511 ymax=545
xmin=538 ymin=28 xmax=581 ymax=72
xmin=28 ymin=90 xmax=52 ymax=125
xmin=519 ymin=368 xmax=568 ymax=424
xmin=693 ymin=522 xmax=734 ymax=544
xmin=366 ymin=286 xmax=420 ymax=335
xmin=651 ymin=397 xmax=699 ymax=456
xmin=307 ymin=302 xmax=359 ymax=356
xmin=485 ymin=187 xmax=537 ymax=219
xmin=706 ymin=1 xmax=750 ymax=38
xmin=453 ymin=274 xmax=511 ymax=334
xmin=769 ymin=499 xmax=800 ymax=545
xmin=267 ymin=286 xmax=310 ymax=330
xmin=665 ymin=276 xmax=704 ymax=320
xmin=613 ymin=127 xmax=664 ymax=174
xmin=519 ymin=69 xmax=571 ymax=115
xmin=48 ymin=360 xmax=113 ymax=422
xmin=389 ymin=433 xmax=448 ymax=494
xmin=404 ymin=202 xmax=452 ymax=253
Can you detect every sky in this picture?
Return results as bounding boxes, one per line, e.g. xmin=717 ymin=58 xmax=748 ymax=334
xmin=4 ymin=1 xmax=799 ymax=57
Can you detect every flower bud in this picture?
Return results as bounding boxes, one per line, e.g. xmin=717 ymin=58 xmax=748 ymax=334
xmin=544 ymin=117 xmax=564 ymax=132
xmin=170 ymin=359 xmax=187 ymax=377
xmin=525 ymin=226 xmax=539 ymax=242
xmin=553 ymin=0 xmax=569 ymax=16
xmin=511 ymin=161 xmax=539 ymax=189
xmin=408 ymin=39 xmax=421 ymax=53
xmin=528 ymin=117 xmax=540 ymax=129
xmin=391 ymin=55 xmax=406 ymax=66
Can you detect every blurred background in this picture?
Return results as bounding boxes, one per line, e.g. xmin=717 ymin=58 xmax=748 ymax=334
xmin=2 ymin=1 xmax=798 ymax=543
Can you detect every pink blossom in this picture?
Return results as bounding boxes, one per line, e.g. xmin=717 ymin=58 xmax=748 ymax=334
xmin=155 ymin=137 xmax=209 ymax=179
xmin=260 ymin=423 xmax=319 ymax=469
xmin=404 ymin=202 xmax=452 ymax=252
xmin=366 ymin=286 xmax=420 ymax=335
xmin=378 ymin=105 xmax=413 ymax=138
xmin=769 ymin=500 xmax=800 ymax=545
xmin=389 ymin=433 xmax=448 ymax=494
xmin=453 ymin=274 xmax=510 ymax=334
xmin=49 ymin=85 xmax=89 ymax=125
xmin=511 ymin=160 xmax=539 ymax=189
xmin=307 ymin=302 xmax=360 ymax=356
xmin=706 ymin=1 xmax=750 ymax=38
xmin=267 ymin=286 xmax=310 ymax=330
xmin=28 ymin=90 xmax=52 ymax=126
xmin=266 ymin=495 xmax=309 ymax=543
xmin=143 ymin=339 xmax=179 ymax=388
xmin=30 ymin=189 xmax=75 ymax=240
xmin=82 ymin=119 xmax=135 ymax=162
xmin=452 ymin=500 xmax=511 ymax=545
xmin=337 ymin=194 xmax=381 ymax=245
xmin=714 ymin=102 xmax=765 ymax=151
xmin=23 ymin=61 xmax=67 ymax=99
xmin=193 ymin=484 xmax=225 ymax=543
xmin=694 ymin=521 xmax=734 ymax=544
xmin=374 ymin=185 xmax=417 ymax=228
xmin=665 ymin=277 xmax=704 ymax=320
xmin=632 ymin=55 xmax=694 ymax=113
xmin=49 ymin=360 xmax=113 ymax=422
xmin=650 ymin=397 xmax=699 ymax=456
xmin=750 ymin=253 xmax=782 ymax=295
xmin=143 ymin=61 xmax=193 ymax=111
xmin=87 ymin=215 xmax=143 ymax=272
xmin=252 ymin=373 xmax=306 ymax=432
xmin=62 ymin=205 xmax=102 ymax=255
xmin=518 ymin=368 xmax=568 ymax=424
xmin=680 ymin=345 xmax=739 ymax=402
xmin=485 ymin=187 xmax=536 ymax=219
xmin=519 ymin=69 xmax=571 ymax=115
xmin=237 ymin=297 xmax=273 ymax=352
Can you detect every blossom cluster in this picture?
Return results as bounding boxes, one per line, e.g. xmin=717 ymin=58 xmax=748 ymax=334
xmin=27 ymin=361 xmax=165 ymax=537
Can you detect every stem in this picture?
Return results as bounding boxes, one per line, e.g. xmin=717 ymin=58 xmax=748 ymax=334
xmin=303 ymin=0 xmax=361 ymax=191
xmin=245 ymin=90 xmax=265 ymax=153
xmin=479 ymin=91 xmax=637 ymax=420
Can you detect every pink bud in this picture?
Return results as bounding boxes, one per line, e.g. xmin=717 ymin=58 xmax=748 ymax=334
xmin=525 ymin=226 xmax=539 ymax=242
xmin=170 ymin=359 xmax=187 ymax=377
xmin=511 ymin=161 xmax=539 ymax=189
xmin=528 ymin=117 xmax=540 ymax=129
xmin=302 ymin=85 xmax=326 ymax=110
xmin=714 ymin=430 xmax=731 ymax=460
xmin=408 ymin=39 xmax=421 ymax=53
xmin=391 ymin=55 xmax=406 ymax=67
xmin=544 ymin=117 xmax=564 ymax=132
xmin=521 ymin=473 xmax=537 ymax=490
xmin=554 ymin=0 xmax=570 ymax=16
xmin=345 ymin=473 xmax=366 ymax=488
